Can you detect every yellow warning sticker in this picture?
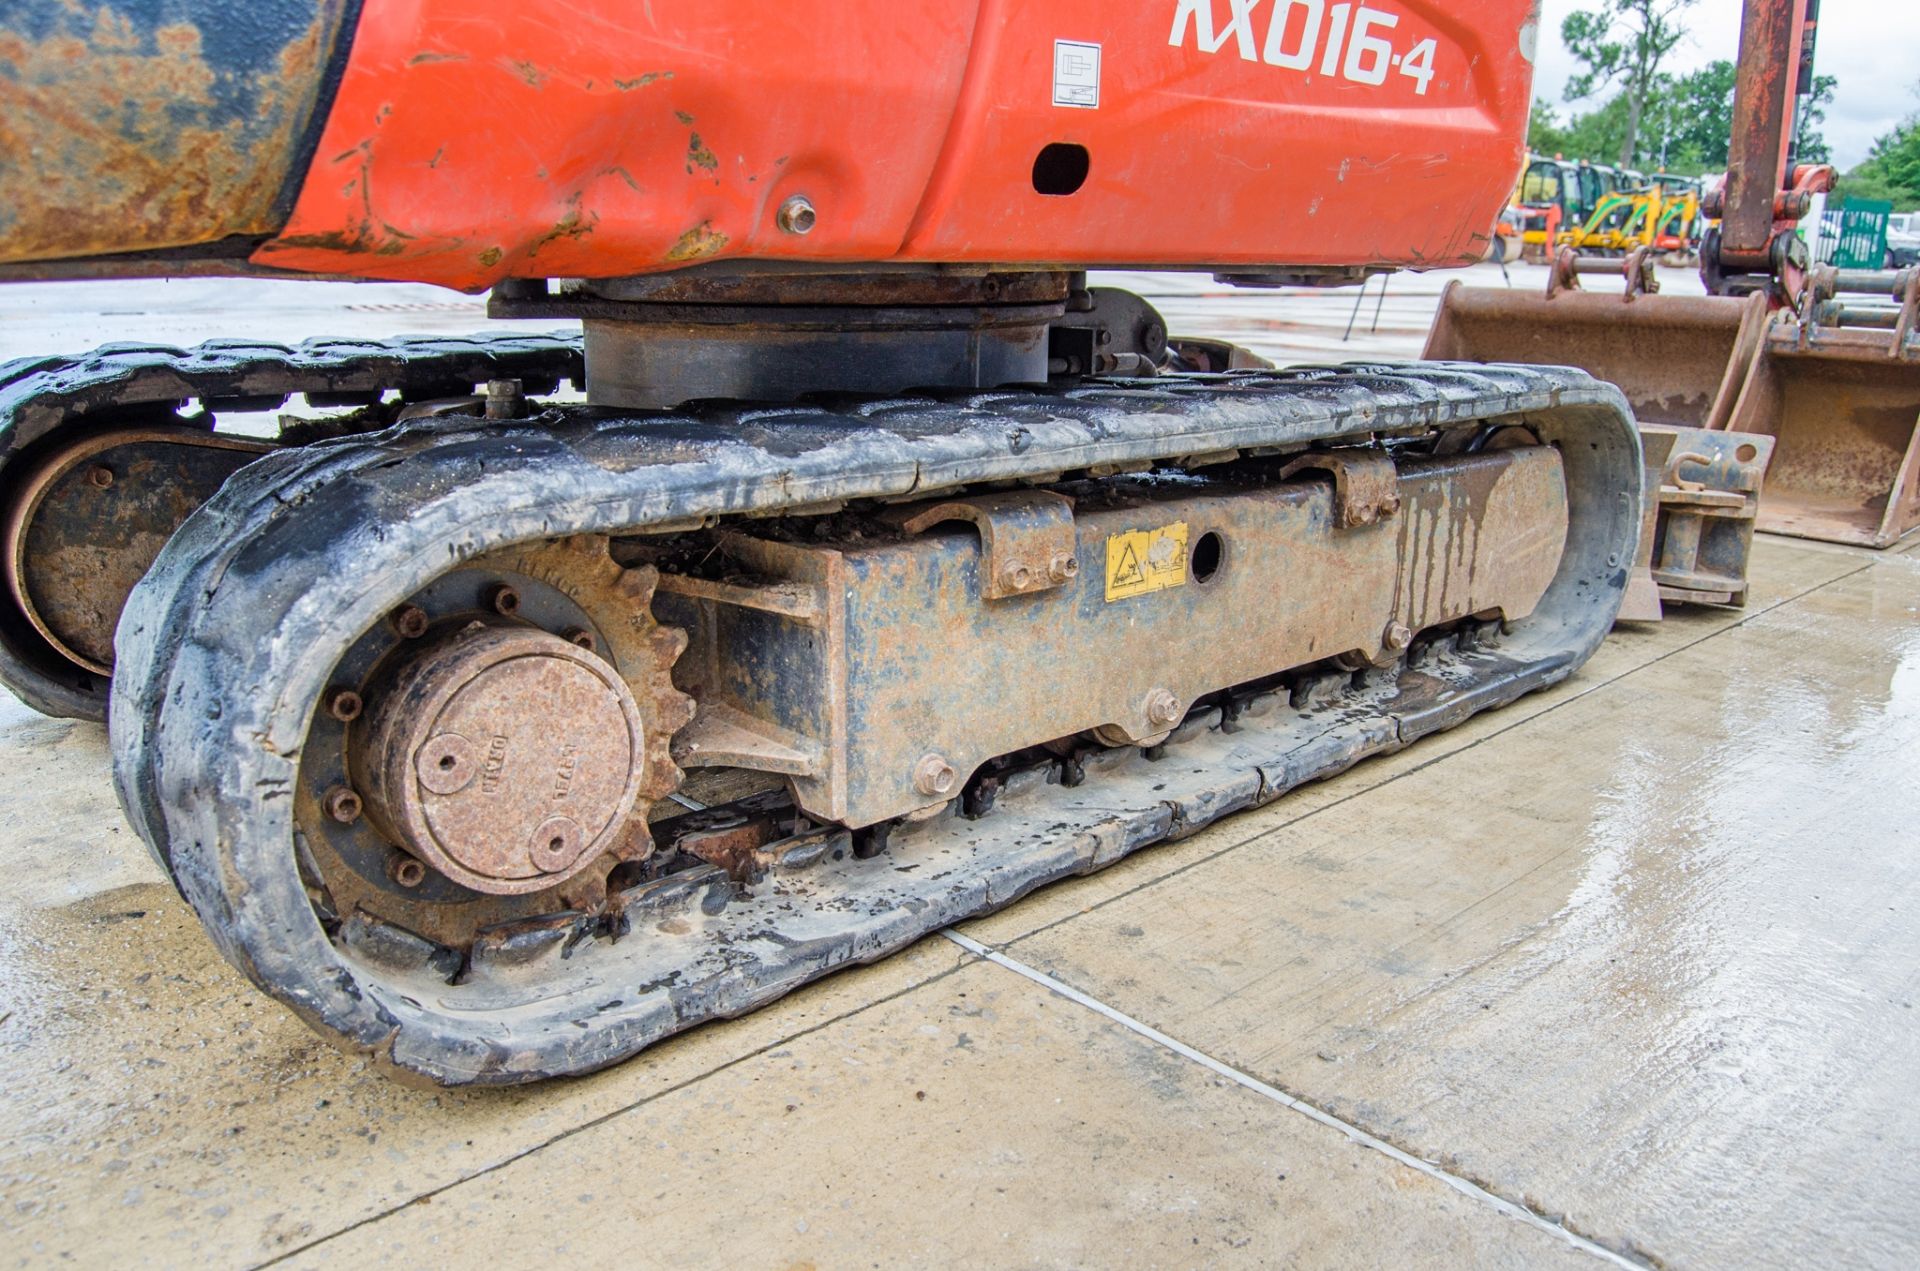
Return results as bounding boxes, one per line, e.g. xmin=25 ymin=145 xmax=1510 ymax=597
xmin=1105 ymin=522 xmax=1189 ymax=601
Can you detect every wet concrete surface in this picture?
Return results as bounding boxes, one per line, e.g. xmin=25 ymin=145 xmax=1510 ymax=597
xmin=3 ymin=265 xmax=1917 ymax=1268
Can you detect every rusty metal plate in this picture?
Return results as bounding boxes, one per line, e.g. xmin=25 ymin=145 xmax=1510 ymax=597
xmin=0 ymin=1 xmax=354 ymax=264
xmin=659 ymin=447 xmax=1569 ymax=829
xmin=894 ymin=489 xmax=1079 ymax=600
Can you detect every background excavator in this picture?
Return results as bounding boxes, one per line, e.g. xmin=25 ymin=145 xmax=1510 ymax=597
xmin=0 ymin=0 xmax=1696 ymax=1086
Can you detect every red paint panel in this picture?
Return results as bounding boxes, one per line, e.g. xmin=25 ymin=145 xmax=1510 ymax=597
xmin=258 ymin=0 xmax=1540 ymax=289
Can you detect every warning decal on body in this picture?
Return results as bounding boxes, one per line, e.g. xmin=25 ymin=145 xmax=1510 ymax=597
xmin=1105 ymin=522 xmax=1189 ymax=601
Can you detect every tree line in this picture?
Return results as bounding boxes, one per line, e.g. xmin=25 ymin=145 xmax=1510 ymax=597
xmin=1529 ymin=0 xmax=1919 ymax=212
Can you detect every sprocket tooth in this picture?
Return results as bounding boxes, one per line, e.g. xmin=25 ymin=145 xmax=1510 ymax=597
xmin=611 ymin=818 xmax=657 ymax=862
xmin=659 ymin=688 xmax=698 ymax=731
xmin=638 ymin=759 xmax=685 ymax=802
xmin=649 ymin=625 xmax=691 ymax=665
xmin=617 ymin=563 xmax=659 ymax=604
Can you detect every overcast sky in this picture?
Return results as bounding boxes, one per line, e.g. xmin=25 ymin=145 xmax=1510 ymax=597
xmin=1533 ymin=0 xmax=1920 ymax=170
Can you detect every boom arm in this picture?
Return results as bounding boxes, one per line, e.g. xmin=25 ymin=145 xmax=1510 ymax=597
xmin=1702 ymin=0 xmax=1834 ymax=305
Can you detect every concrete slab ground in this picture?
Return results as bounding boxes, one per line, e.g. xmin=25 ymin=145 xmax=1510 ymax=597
xmin=3 ymin=271 xmax=1918 ymax=1269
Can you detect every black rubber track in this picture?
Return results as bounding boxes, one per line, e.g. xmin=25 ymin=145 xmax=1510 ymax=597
xmin=0 ymin=333 xmax=583 ymax=719
xmin=110 ymin=362 xmax=1641 ymax=1085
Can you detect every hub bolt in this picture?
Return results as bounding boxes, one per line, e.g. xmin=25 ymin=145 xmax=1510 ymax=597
xmin=392 ymin=605 xmax=431 ymax=639
xmin=776 ymin=195 xmax=817 ymax=236
xmin=913 ymin=753 xmax=958 ymax=797
xmin=86 ymin=465 xmax=114 ymax=489
xmin=1145 ymin=688 xmax=1182 ymax=728
xmin=323 ymin=785 xmax=364 ymax=824
xmin=388 ymin=855 xmax=428 ymax=888
xmin=326 ymin=687 xmax=364 ymax=723
xmin=487 ymin=583 xmax=521 ymax=616
xmin=564 ymin=627 xmax=598 ymax=653
xmin=1383 ymin=621 xmax=1413 ymax=653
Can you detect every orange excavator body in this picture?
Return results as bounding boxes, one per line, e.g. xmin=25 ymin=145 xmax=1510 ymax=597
xmin=1 ymin=1 xmax=1543 ymax=288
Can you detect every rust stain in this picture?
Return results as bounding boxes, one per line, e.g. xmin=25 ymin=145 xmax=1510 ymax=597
xmin=503 ymin=58 xmax=546 ymax=87
xmin=0 ymin=3 xmax=348 ymax=264
xmin=613 ymin=71 xmax=672 ymax=91
xmin=407 ymin=50 xmax=467 ymax=66
xmin=686 ymin=132 xmax=718 ymax=174
xmin=666 ymin=222 xmax=729 ymax=263
xmin=525 ymin=196 xmax=597 ymax=258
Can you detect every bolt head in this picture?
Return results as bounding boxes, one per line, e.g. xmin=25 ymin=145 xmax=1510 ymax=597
xmin=564 ymin=627 xmax=598 ymax=653
xmin=86 ymin=465 xmax=114 ymax=489
xmin=327 ymin=688 xmax=364 ymax=723
xmin=913 ymin=753 xmax=958 ymax=797
xmin=1145 ymin=688 xmax=1181 ymax=727
xmin=1384 ymin=621 xmax=1413 ymax=652
xmin=487 ymin=584 xmax=521 ymax=616
xmin=1048 ymin=553 xmax=1079 ymax=583
xmin=392 ymin=605 xmax=431 ymax=639
xmin=1000 ymin=559 xmax=1033 ymax=591
xmin=777 ymin=195 xmax=817 ymax=235
xmin=324 ymin=786 xmax=363 ymax=824
xmin=389 ymin=855 xmax=428 ymax=888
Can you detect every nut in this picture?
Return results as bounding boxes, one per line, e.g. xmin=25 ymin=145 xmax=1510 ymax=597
xmin=1383 ymin=621 xmax=1413 ymax=652
xmin=487 ymin=583 xmax=521 ymax=616
xmin=323 ymin=786 xmax=363 ymax=824
xmin=326 ymin=688 xmax=364 ymax=723
xmin=1000 ymin=559 xmax=1034 ymax=591
xmin=1145 ymin=688 xmax=1182 ymax=727
xmin=913 ymin=753 xmax=958 ymax=797
xmin=392 ymin=605 xmax=431 ymax=639
xmin=776 ymin=195 xmax=817 ymax=235
xmin=1048 ymin=553 xmax=1080 ymax=583
xmin=86 ymin=465 xmax=114 ymax=489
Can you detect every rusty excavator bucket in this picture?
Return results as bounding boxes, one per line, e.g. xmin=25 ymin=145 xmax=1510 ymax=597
xmin=1424 ymin=253 xmax=1778 ymax=618
xmin=1722 ymin=267 xmax=1920 ymax=548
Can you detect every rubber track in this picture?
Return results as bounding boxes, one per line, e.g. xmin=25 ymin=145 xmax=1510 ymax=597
xmin=110 ymin=361 xmax=1641 ymax=1085
xmin=0 ymin=332 xmax=583 ymax=718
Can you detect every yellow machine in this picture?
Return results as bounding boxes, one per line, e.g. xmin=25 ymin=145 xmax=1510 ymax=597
xmin=1557 ymin=180 xmax=1701 ymax=257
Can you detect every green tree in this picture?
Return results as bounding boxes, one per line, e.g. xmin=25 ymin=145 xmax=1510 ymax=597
xmin=1840 ymin=81 xmax=1920 ymax=212
xmin=1562 ymin=0 xmax=1700 ymax=169
xmin=1652 ymin=60 xmax=1736 ymax=172
xmin=1528 ymin=98 xmax=1576 ymax=157
xmin=1794 ymin=74 xmax=1837 ymax=165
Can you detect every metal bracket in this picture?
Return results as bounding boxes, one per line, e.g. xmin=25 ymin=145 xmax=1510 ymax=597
xmin=1277 ymin=451 xmax=1401 ymax=528
xmin=891 ymin=490 xmax=1079 ymax=599
xmin=1549 ymin=246 xmax=1660 ymax=301
xmin=1637 ymin=424 xmax=1776 ymax=611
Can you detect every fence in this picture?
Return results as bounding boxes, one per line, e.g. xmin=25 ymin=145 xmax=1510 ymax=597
xmin=1811 ymin=200 xmax=1892 ymax=270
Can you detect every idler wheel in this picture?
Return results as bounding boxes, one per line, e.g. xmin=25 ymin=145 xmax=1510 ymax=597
xmin=356 ymin=624 xmax=648 ymax=895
